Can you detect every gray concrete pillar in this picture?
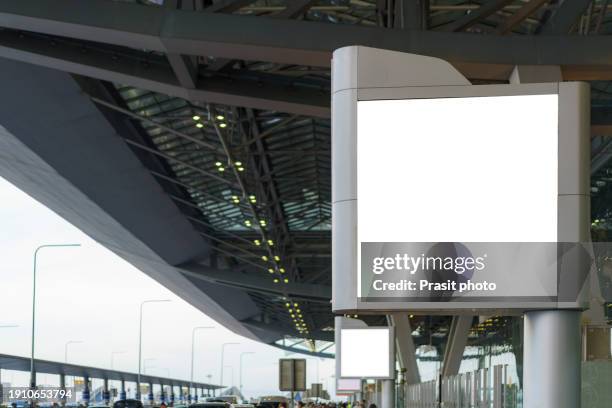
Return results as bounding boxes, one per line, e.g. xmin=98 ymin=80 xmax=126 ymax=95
xmin=103 ymin=378 xmax=110 ymax=406
xmin=381 ymin=379 xmax=394 ymax=408
xmin=0 ymin=367 xmax=3 ymax=404
xmin=523 ymin=310 xmax=581 ymax=408
xmin=59 ymin=374 xmax=66 ymax=407
xmin=160 ymin=384 xmax=166 ymax=404
xmin=82 ymin=376 xmax=90 ymax=407
xmin=148 ymin=382 xmax=154 ymax=405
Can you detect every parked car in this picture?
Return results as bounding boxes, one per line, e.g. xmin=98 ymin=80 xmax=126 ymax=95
xmin=113 ymin=399 xmax=144 ymax=408
xmin=188 ymin=402 xmax=228 ymax=408
xmin=211 ymin=397 xmax=237 ymax=405
xmin=255 ymin=396 xmax=287 ymax=408
xmin=231 ymin=404 xmax=254 ymax=408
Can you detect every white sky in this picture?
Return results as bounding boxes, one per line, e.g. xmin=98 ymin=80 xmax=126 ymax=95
xmin=0 ymin=176 xmax=335 ymax=399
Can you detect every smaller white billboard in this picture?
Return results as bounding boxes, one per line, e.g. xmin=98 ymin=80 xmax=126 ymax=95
xmin=339 ymin=328 xmax=393 ymax=378
xmin=336 ymin=378 xmax=362 ymax=391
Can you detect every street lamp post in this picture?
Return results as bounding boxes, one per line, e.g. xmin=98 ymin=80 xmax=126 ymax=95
xmin=30 ymin=244 xmax=80 ymax=390
xmin=220 ymin=343 xmax=239 ymax=390
xmin=64 ymin=340 xmax=84 ymax=363
xmin=239 ymin=352 xmax=254 ymax=399
xmin=191 ymin=326 xmax=214 ymax=401
xmin=137 ymin=299 xmax=171 ymax=400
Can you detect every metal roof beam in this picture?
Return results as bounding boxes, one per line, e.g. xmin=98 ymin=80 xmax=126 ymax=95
xmin=4 ymin=0 xmax=612 ymax=73
xmin=496 ymin=0 xmax=549 ymax=34
xmin=540 ymin=0 xmax=593 ymax=34
xmin=396 ymin=0 xmax=429 ymax=30
xmin=167 ymin=52 xmax=198 ymax=89
xmin=0 ymin=29 xmax=329 ymax=117
xmin=205 ymin=0 xmax=258 ymax=13
xmin=441 ymin=0 xmax=515 ymax=32
xmin=242 ymin=320 xmax=334 ymax=343
xmin=165 ymin=0 xmax=200 ymax=88
xmin=273 ymin=0 xmax=317 ymax=19
xmin=178 ymin=261 xmax=331 ymax=301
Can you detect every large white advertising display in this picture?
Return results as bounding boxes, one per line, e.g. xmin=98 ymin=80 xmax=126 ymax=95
xmin=357 ymin=95 xmax=558 ymax=245
xmin=357 ymin=95 xmax=559 ymax=298
xmin=331 ymin=46 xmax=591 ymax=313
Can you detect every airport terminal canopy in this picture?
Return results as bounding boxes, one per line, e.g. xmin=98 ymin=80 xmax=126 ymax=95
xmin=0 ymin=0 xmax=611 ymax=356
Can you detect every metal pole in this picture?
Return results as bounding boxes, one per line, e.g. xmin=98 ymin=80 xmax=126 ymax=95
xmin=191 ymin=326 xmax=214 ymax=401
xmin=137 ymin=300 xmax=170 ymax=401
xmin=220 ymin=343 xmax=239 ymax=390
xmin=30 ymin=244 xmax=80 ymax=390
xmin=523 ymin=310 xmax=581 ymax=408
xmin=239 ymin=352 xmax=254 ymax=399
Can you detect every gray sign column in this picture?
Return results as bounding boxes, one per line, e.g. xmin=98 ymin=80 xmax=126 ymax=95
xmin=511 ymin=71 xmax=589 ymax=408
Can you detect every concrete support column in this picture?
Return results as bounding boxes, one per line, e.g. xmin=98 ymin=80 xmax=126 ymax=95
xmin=119 ymin=380 xmax=126 ymax=401
xmin=82 ymin=376 xmax=90 ymax=407
xmin=389 ymin=314 xmax=420 ymax=384
xmin=148 ymin=382 xmax=154 ymax=405
xmin=381 ymin=379 xmax=395 ymax=408
xmin=441 ymin=316 xmax=472 ymax=377
xmin=135 ymin=380 xmax=141 ymax=402
xmin=523 ymin=310 xmax=581 ymax=408
xmin=103 ymin=378 xmax=110 ymax=406
xmin=160 ymin=384 xmax=166 ymax=404
xmin=170 ymin=386 xmax=175 ymax=405
xmin=59 ymin=374 xmax=66 ymax=407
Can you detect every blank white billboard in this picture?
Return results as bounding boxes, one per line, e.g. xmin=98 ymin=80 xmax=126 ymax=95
xmin=336 ymin=378 xmax=362 ymax=391
xmin=357 ymin=94 xmax=559 ymax=244
xmin=340 ymin=328 xmax=392 ymax=378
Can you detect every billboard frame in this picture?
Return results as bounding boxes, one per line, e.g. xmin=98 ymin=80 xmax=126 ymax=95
xmin=331 ymin=46 xmax=590 ymax=314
